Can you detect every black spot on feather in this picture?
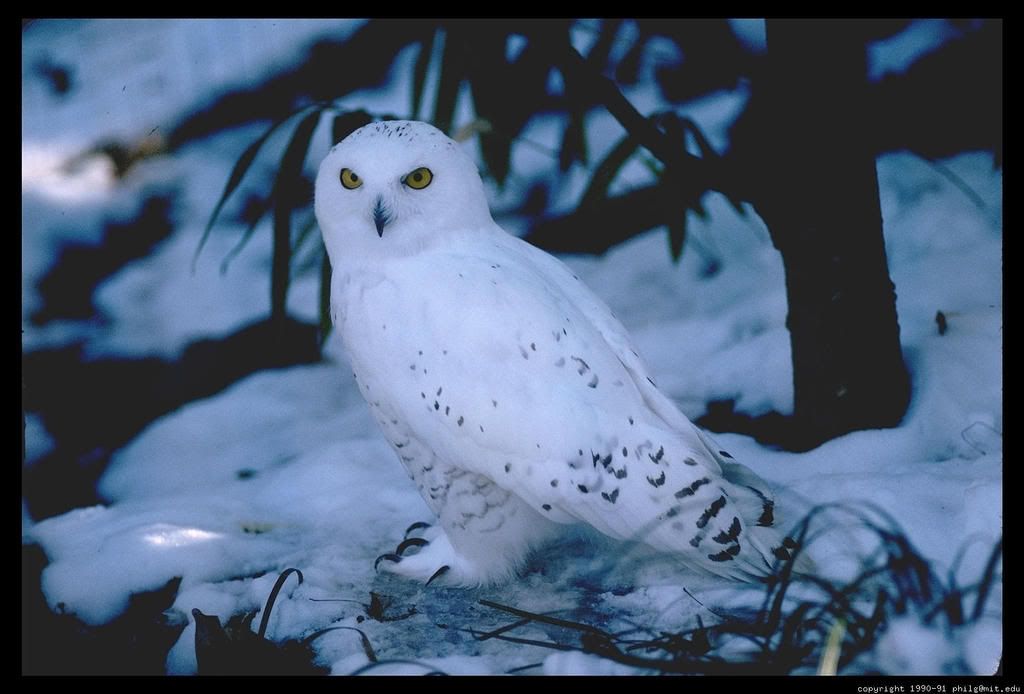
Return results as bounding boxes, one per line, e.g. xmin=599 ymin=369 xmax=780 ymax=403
xmin=577 ymin=484 xmax=588 ymax=494
xmin=646 ymin=471 xmax=666 ymax=487
xmin=708 ymin=547 xmax=736 ymax=562
xmin=696 ymin=496 xmax=727 ymax=529
xmin=719 ymin=450 xmax=734 ymax=459
xmin=601 ymin=488 xmax=619 ymax=503
xmin=712 ymin=517 xmax=742 ymax=544
xmin=571 ymin=356 xmax=590 ymax=375
xmin=674 ymin=477 xmax=711 ymax=499
xmin=649 ymin=446 xmax=665 ymax=464
xmin=744 ymin=485 xmax=775 ymax=527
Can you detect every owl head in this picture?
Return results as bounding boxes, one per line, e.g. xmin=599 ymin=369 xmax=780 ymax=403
xmin=315 ymin=120 xmax=494 ymax=263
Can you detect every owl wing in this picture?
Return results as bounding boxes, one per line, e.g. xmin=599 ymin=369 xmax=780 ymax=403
xmin=507 ymin=236 xmax=789 ymax=576
xmin=370 ymin=230 xmax=788 ymax=579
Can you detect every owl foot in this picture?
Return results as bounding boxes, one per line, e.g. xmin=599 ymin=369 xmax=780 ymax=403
xmin=374 ymin=524 xmax=446 ymax=577
xmin=396 ymin=536 xmax=429 ymax=555
xmin=375 ymin=531 xmax=492 ymax=586
xmin=374 ymin=552 xmax=402 ymax=571
xmin=404 ymin=521 xmax=432 ymax=538
xmin=426 ymin=565 xmax=450 ymax=585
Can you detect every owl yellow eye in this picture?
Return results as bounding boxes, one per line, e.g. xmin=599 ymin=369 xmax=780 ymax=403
xmin=340 ymin=168 xmax=362 ymax=190
xmin=404 ymin=167 xmax=433 ymax=190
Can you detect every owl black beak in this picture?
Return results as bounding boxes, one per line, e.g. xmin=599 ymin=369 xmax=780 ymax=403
xmin=373 ymin=196 xmax=393 ymax=237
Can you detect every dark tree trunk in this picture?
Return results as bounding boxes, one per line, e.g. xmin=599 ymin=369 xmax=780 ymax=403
xmin=747 ymin=20 xmax=911 ymax=449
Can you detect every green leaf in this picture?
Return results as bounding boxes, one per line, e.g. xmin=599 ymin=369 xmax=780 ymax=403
xmin=433 ymin=25 xmax=465 ymax=135
xmin=193 ymin=104 xmax=320 ymax=273
xmin=219 ymin=206 xmax=267 ymax=275
xmin=411 ymin=30 xmax=438 ymax=120
xmin=670 ymin=114 xmax=746 ymax=217
xmin=332 ymin=110 xmax=373 ymax=146
xmin=292 ymin=212 xmax=321 ymax=264
xmin=578 ymin=134 xmax=640 ymax=211
xmin=668 ymin=212 xmax=687 ymax=264
xmin=559 ymin=106 xmax=588 ymax=172
xmin=463 ymin=27 xmax=512 ymax=186
xmin=560 ymin=23 xmax=589 ymax=172
xmin=318 ymin=245 xmax=333 ymax=347
xmin=584 ymin=18 xmax=624 ymax=73
xmin=678 ymin=116 xmax=717 ymax=160
xmin=639 ymin=155 xmax=663 ymax=178
xmin=270 ymin=106 xmax=325 ymax=322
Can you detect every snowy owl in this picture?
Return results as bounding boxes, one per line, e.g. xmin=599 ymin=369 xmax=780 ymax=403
xmin=315 ymin=120 xmax=796 ymax=586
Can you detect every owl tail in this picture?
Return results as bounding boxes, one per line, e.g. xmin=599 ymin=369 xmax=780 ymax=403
xmin=719 ymin=461 xmax=817 ymax=579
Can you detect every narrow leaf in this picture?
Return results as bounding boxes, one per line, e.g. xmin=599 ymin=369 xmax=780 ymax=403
xmin=585 ymin=19 xmax=624 ymax=73
xmin=432 ymin=25 xmax=465 ymax=135
xmin=464 ymin=27 xmax=512 ymax=185
xmin=451 ymin=118 xmax=492 ymax=143
xmin=560 ymin=24 xmax=589 ymax=172
xmin=286 ymin=212 xmax=325 ymax=278
xmin=411 ymin=29 xmax=438 ymax=120
xmin=559 ymin=106 xmax=588 ymax=171
xmin=466 ymin=62 xmax=511 ymax=184
xmin=257 ymin=568 xmax=304 ymax=640
xmin=271 ymin=107 xmax=325 ymax=322
xmin=319 ymin=245 xmax=333 ymax=347
xmin=193 ymin=104 xmax=318 ymax=273
xmin=578 ymin=134 xmax=639 ymax=211
xmin=671 ymin=114 xmax=746 ymax=216
xmin=219 ymin=206 xmax=267 ymax=275
xmin=668 ymin=211 xmax=687 ymax=263
xmin=332 ymin=110 xmax=373 ymax=146
xmin=676 ymin=116 xmax=718 ymax=160
xmin=292 ymin=213 xmax=321 ymax=264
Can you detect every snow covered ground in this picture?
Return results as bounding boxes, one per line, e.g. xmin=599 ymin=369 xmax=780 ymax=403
xmin=23 ymin=20 xmax=1001 ymax=675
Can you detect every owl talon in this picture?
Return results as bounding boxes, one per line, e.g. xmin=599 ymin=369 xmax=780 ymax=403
xmin=396 ymin=536 xmax=429 ymax=556
xmin=374 ymin=552 xmax=402 ymax=571
xmin=426 ymin=565 xmax=450 ymax=586
xmin=404 ymin=521 xmax=432 ymax=539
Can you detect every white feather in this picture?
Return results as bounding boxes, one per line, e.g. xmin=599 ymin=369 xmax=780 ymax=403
xmin=315 ymin=121 xmax=796 ymax=585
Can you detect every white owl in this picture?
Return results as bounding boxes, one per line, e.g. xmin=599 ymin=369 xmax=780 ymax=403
xmin=315 ymin=120 xmax=796 ymax=586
